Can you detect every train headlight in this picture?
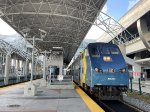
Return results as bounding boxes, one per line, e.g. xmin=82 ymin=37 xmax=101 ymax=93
xmin=95 ymin=68 xmax=103 ymax=73
xmin=120 ymin=68 xmax=126 ymax=73
xmin=103 ymin=56 xmax=112 ymax=62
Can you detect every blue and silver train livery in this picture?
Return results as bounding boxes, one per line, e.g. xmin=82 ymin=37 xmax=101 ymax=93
xmin=71 ymin=42 xmax=129 ymax=100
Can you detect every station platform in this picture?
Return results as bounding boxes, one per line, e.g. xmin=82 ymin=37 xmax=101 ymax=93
xmin=0 ymin=79 xmax=104 ymax=112
xmin=130 ymin=80 xmax=150 ymax=94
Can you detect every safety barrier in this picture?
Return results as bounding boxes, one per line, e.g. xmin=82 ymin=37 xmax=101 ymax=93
xmin=0 ymin=74 xmax=43 ymax=87
xmin=48 ymin=75 xmax=73 ymax=85
xmin=129 ymin=78 xmax=148 ymax=95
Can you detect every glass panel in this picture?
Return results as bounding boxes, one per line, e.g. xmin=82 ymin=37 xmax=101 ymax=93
xmin=91 ymin=47 xmax=99 ymax=57
xmin=101 ymin=47 xmax=110 ymax=54
xmin=109 ymin=47 xmax=120 ymax=54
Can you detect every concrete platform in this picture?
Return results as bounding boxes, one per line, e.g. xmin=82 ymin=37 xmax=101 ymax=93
xmin=47 ymin=84 xmax=74 ymax=89
xmin=129 ymin=80 xmax=150 ymax=94
xmin=0 ymin=80 xmax=104 ymax=112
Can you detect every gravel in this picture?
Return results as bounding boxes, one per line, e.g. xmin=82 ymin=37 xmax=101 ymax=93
xmin=123 ymin=95 xmax=150 ymax=112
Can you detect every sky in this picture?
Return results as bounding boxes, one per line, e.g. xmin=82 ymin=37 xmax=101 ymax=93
xmin=0 ymin=0 xmax=140 ymax=40
xmin=84 ymin=0 xmax=140 ymax=40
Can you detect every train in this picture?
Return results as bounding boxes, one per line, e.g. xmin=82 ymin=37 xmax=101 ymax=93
xmin=70 ymin=42 xmax=129 ymax=100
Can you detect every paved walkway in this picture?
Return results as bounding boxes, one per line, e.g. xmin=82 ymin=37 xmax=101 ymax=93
xmin=0 ymin=80 xmax=91 ymax=112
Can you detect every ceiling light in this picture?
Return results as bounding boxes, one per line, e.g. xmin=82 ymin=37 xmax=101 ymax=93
xmin=52 ymin=47 xmax=62 ymax=49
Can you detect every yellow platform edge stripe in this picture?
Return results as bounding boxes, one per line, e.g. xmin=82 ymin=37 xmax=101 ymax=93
xmin=74 ymin=83 xmax=105 ymax=112
xmin=0 ymin=81 xmax=28 ymax=90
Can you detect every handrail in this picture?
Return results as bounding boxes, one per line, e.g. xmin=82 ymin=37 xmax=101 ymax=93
xmin=48 ymin=75 xmax=73 ymax=85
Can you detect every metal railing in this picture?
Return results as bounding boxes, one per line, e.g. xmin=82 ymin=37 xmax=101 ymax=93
xmin=48 ymin=75 xmax=73 ymax=85
xmin=0 ymin=74 xmax=43 ymax=87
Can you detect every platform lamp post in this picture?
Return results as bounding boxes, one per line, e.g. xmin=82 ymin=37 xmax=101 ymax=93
xmin=24 ymin=35 xmax=43 ymax=96
xmin=31 ymin=36 xmax=35 ymax=81
xmin=27 ymin=36 xmax=43 ymax=82
xmin=23 ymin=28 xmax=47 ymax=96
xmin=43 ymin=50 xmax=46 ymax=80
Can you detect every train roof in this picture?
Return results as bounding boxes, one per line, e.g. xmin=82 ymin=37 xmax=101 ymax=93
xmin=87 ymin=42 xmax=118 ymax=47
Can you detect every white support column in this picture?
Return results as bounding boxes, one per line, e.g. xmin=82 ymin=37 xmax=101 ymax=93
xmin=2 ymin=54 xmax=5 ymax=64
xmin=36 ymin=64 xmax=39 ymax=76
xmin=132 ymin=65 xmax=141 ymax=80
xmin=13 ymin=58 xmax=16 ymax=68
xmin=118 ymin=44 xmax=126 ymax=56
xmin=59 ymin=66 xmax=63 ymax=75
xmin=2 ymin=54 xmax=5 ymax=75
xmin=49 ymin=65 xmax=51 ymax=85
xmin=137 ymin=18 xmax=150 ymax=50
xmin=22 ymin=60 xmax=25 ymax=76
xmin=24 ymin=36 xmax=37 ymax=96
xmin=11 ymin=58 xmax=15 ymax=76
xmin=16 ymin=59 xmax=20 ymax=71
xmin=4 ymin=53 xmax=11 ymax=85
xmin=31 ymin=36 xmax=35 ymax=81
xmin=43 ymin=50 xmax=46 ymax=80
xmin=14 ymin=55 xmax=17 ymax=71
xmin=35 ymin=60 xmax=38 ymax=78
xmin=25 ymin=58 xmax=29 ymax=80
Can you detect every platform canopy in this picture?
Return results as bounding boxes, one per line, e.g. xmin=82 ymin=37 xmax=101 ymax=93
xmin=0 ymin=0 xmax=106 ymax=64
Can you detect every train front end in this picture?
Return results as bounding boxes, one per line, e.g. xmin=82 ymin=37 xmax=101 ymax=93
xmin=88 ymin=43 xmax=129 ymax=100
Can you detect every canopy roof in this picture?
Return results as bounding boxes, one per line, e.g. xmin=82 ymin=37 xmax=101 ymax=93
xmin=0 ymin=0 xmax=106 ymax=64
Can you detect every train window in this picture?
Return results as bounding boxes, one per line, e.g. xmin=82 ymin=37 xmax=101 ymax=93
xmin=109 ymin=47 xmax=120 ymax=54
xmin=91 ymin=47 xmax=99 ymax=57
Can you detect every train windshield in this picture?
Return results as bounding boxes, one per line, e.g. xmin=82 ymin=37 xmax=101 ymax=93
xmin=98 ymin=46 xmax=120 ymax=55
xmin=90 ymin=45 xmax=120 ymax=57
xmin=91 ymin=47 xmax=100 ymax=57
xmin=101 ymin=47 xmax=110 ymax=54
xmin=109 ymin=47 xmax=120 ymax=54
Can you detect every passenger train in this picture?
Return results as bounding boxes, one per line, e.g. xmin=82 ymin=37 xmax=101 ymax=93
xmin=71 ymin=43 xmax=129 ymax=100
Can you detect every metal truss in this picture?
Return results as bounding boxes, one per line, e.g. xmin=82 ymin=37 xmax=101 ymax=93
xmin=94 ymin=12 xmax=134 ymax=44
xmin=0 ymin=0 xmax=136 ymax=63
xmin=10 ymin=37 xmax=27 ymax=52
xmin=0 ymin=0 xmax=106 ymax=63
xmin=0 ymin=39 xmax=13 ymax=54
xmin=0 ymin=38 xmax=31 ymax=60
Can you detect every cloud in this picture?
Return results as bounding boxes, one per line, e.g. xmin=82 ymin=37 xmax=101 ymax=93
xmin=0 ymin=18 xmax=17 ymax=35
xmin=127 ymin=0 xmax=139 ymax=10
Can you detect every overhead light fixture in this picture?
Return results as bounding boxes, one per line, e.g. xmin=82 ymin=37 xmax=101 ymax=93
xmin=52 ymin=47 xmax=63 ymax=49
xmin=39 ymin=29 xmax=47 ymax=34
xmin=39 ymin=28 xmax=47 ymax=39
xmin=22 ymin=27 xmax=30 ymax=33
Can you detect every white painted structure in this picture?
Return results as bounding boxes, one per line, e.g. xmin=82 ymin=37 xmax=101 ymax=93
xmin=97 ymin=0 xmax=150 ymax=80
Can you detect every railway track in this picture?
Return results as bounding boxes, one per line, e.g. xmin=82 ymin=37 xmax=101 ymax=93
xmin=98 ymin=100 xmax=144 ymax=112
xmin=75 ymin=83 xmax=145 ymax=112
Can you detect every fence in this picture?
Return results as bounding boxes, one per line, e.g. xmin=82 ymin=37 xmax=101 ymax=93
xmin=0 ymin=74 xmax=43 ymax=87
xmin=48 ymin=75 xmax=73 ymax=85
xmin=129 ymin=77 xmax=149 ymax=95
